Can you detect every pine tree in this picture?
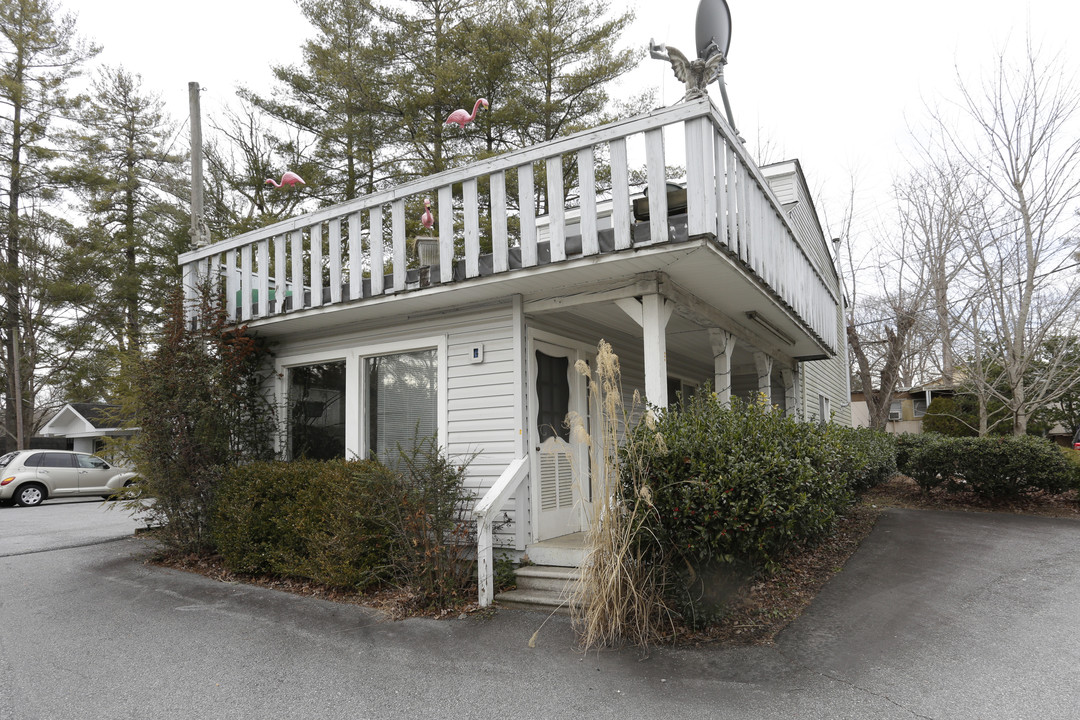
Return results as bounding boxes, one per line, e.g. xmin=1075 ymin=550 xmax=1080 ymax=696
xmin=57 ymin=66 xmax=187 ymax=400
xmin=0 ymin=0 xmax=97 ymax=447
xmin=242 ymin=0 xmax=388 ymax=204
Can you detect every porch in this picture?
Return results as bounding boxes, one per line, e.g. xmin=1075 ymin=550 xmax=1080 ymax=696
xmin=178 ymin=96 xmax=839 ymax=363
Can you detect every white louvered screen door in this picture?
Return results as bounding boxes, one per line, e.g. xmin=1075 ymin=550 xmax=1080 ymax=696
xmin=539 ymin=437 xmax=574 ymax=512
xmin=531 ymin=341 xmax=581 ymax=540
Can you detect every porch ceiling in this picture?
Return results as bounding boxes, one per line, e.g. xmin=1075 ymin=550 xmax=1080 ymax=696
xmin=245 ymin=238 xmax=832 ymax=360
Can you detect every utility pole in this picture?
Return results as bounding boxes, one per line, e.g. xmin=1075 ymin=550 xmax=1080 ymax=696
xmin=189 ymin=82 xmax=209 ymax=248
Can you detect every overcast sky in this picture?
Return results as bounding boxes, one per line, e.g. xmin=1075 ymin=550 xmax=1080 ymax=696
xmin=74 ymin=0 xmax=1080 ymax=249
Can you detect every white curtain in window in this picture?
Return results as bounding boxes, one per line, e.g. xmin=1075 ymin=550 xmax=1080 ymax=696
xmin=368 ymin=349 xmax=437 ymax=463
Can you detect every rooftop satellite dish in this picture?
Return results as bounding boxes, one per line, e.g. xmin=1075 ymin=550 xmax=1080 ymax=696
xmin=694 ymin=0 xmax=740 ymax=139
xmin=695 ymin=0 xmax=731 ymax=61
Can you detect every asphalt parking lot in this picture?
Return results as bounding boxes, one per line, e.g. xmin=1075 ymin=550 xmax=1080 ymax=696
xmin=1 ymin=506 xmax=1078 ymax=719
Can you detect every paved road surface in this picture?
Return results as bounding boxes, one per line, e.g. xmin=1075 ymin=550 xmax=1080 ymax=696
xmin=0 ymin=497 xmax=146 ymax=556
xmin=0 ymin=507 xmax=1077 ymax=719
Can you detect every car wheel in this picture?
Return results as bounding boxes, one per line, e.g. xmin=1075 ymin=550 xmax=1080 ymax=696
xmin=16 ymin=484 xmax=45 ymax=507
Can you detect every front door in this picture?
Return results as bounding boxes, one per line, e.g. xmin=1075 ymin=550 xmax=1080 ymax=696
xmin=530 ymin=339 xmax=588 ymax=541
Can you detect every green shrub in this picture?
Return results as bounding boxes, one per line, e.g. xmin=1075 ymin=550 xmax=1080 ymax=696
xmin=624 ymin=394 xmax=855 ymax=623
xmin=829 ymin=426 xmax=898 ymax=492
xmin=211 ymin=441 xmax=476 ymax=607
xmin=897 ymin=433 xmax=1077 ymax=500
xmin=212 ymin=459 xmax=392 ymax=588
xmin=896 ymin=433 xmax=957 ymax=492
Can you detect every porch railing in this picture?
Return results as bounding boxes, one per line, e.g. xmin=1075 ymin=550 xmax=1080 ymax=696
xmin=474 ymin=455 xmax=529 ymax=607
xmin=178 ymin=97 xmax=838 ymax=352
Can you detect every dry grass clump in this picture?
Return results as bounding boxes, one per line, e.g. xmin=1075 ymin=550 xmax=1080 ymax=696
xmin=569 ymin=341 xmax=676 ymax=650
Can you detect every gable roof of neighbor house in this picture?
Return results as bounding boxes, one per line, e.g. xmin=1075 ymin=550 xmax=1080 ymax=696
xmin=41 ymin=402 xmax=127 ymax=438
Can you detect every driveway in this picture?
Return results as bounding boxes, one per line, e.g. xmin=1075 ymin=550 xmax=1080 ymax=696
xmin=0 ymin=508 xmax=1077 ymax=719
xmin=0 ymin=496 xmax=146 ymax=556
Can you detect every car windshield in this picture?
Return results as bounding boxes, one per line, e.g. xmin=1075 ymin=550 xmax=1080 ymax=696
xmin=0 ymin=452 xmax=15 ymax=468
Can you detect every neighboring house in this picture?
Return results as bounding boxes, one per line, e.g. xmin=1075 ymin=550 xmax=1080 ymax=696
xmin=178 ymin=98 xmax=850 ymax=604
xmin=851 ymin=382 xmax=953 ymax=434
xmin=40 ymin=403 xmax=132 ymax=457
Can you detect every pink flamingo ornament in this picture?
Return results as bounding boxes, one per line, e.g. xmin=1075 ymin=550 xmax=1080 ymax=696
xmin=265 ymin=171 xmax=305 ymax=188
xmin=420 ymin=198 xmax=435 ymax=231
xmin=445 ymin=98 xmax=489 ymax=128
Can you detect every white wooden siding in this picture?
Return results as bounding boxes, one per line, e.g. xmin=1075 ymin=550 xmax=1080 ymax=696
xmin=800 ymin=299 xmax=851 ymax=426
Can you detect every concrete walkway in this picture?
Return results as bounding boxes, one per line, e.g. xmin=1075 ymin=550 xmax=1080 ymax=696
xmin=0 ymin=508 xmax=1077 ymax=719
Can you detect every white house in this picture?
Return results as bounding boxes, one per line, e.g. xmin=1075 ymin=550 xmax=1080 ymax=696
xmin=178 ymin=97 xmax=849 ymax=605
xmin=40 ymin=403 xmax=132 ymax=456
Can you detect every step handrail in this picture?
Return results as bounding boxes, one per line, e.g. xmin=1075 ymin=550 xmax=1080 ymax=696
xmin=475 ymin=455 xmax=529 ymax=607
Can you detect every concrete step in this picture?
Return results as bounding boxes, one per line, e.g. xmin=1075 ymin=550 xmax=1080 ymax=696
xmin=495 ymin=586 xmax=581 ymax=614
xmin=514 ymin=565 xmax=580 ymax=594
xmin=495 ymin=564 xmax=583 ymax=614
xmin=523 ymin=532 xmax=586 ymax=567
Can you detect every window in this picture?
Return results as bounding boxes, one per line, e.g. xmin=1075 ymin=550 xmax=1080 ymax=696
xmin=367 ymin=349 xmax=438 ymax=464
xmin=818 ymin=394 xmax=831 ymax=422
xmin=41 ymin=452 xmax=75 ymax=468
xmin=888 ymin=400 xmax=902 ymax=421
xmin=667 ymin=377 xmax=698 ymax=409
xmin=289 ymin=361 xmax=347 ymax=460
xmin=535 ymin=350 xmax=570 ymax=443
xmin=77 ymin=454 xmax=109 ymax=470
xmin=913 ymin=398 xmax=928 ymax=418
xmin=22 ymin=453 xmax=44 ymax=468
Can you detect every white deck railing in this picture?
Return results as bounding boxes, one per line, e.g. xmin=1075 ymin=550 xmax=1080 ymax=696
xmin=178 ymin=98 xmax=838 ymax=352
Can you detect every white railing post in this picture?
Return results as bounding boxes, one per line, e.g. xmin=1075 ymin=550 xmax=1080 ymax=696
xmin=644 ymin=129 xmax=668 ymax=245
xmin=392 ymin=199 xmax=406 ymax=292
xmin=370 ymin=205 xmax=384 ymax=295
xmin=545 ymin=157 xmax=565 ymax=262
xmin=474 ymin=456 xmax=529 ymax=607
xmin=273 ymin=233 xmax=286 ymax=315
xmin=329 ymin=218 xmax=343 ymax=304
xmin=463 ymin=178 xmax=480 ymax=278
xmin=438 ymin=185 xmax=454 ymax=284
xmin=685 ymin=116 xmax=715 ymax=238
xmin=578 ymin=146 xmax=598 ymax=255
xmin=518 ymin=164 xmax=537 ymax=267
xmin=490 ymin=171 xmax=508 ymax=273
xmin=610 ymin=138 xmax=631 ymax=250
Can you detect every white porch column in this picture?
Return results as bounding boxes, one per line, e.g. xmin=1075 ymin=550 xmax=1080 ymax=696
xmin=781 ymin=366 xmax=797 ymax=417
xmin=617 ymin=293 xmax=673 ymax=408
xmin=708 ymin=328 xmax=736 ymax=406
xmin=754 ymin=352 xmax=773 ymax=406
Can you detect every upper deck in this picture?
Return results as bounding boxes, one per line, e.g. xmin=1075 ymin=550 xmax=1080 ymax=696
xmin=178 ymin=98 xmax=839 ymax=358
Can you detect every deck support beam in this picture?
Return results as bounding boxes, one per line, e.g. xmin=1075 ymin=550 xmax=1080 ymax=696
xmin=781 ymin=367 xmax=797 ymax=417
xmin=617 ymin=293 xmax=673 ymax=409
xmin=755 ymin=352 xmax=773 ymax=406
xmin=709 ymin=328 xmax=736 ymax=406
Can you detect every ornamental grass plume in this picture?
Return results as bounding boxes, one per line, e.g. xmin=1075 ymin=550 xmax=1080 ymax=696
xmin=569 ymin=340 xmax=676 ymax=650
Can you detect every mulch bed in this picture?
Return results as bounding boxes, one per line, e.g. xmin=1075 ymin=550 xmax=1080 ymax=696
xmin=148 ymin=475 xmax=1080 ymax=647
xmin=153 ymin=552 xmax=480 ymax=621
xmin=862 ymin=474 xmax=1080 ymax=518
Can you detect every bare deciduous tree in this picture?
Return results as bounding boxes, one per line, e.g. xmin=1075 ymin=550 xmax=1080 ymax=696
xmin=832 ymin=175 xmax=930 ymax=430
xmin=928 ymin=40 xmax=1080 ymax=435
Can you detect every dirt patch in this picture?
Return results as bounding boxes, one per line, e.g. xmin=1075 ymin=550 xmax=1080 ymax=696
xmin=863 ymin=474 xmax=1080 ymax=518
